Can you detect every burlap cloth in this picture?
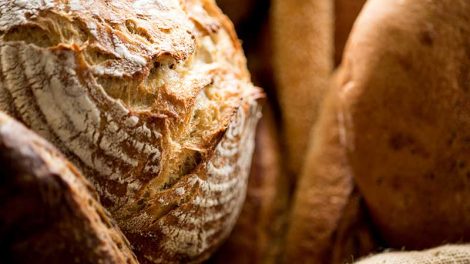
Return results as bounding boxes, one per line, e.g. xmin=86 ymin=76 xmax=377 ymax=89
xmin=354 ymin=245 xmax=470 ymax=264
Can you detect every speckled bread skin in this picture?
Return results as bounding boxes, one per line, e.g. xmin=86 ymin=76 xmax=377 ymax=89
xmin=0 ymin=0 xmax=261 ymax=263
xmin=339 ymin=0 xmax=470 ymax=249
xmin=0 ymin=112 xmax=138 ymax=264
xmin=272 ymin=0 xmax=334 ymax=178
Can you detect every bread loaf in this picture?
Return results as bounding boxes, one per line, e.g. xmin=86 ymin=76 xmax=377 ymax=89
xmin=284 ymin=74 xmax=375 ymax=263
xmin=272 ymin=0 xmax=334 ymax=178
xmin=0 ymin=112 xmax=137 ymax=264
xmin=0 ymin=0 xmax=261 ymax=262
xmin=339 ymin=0 xmax=470 ymax=249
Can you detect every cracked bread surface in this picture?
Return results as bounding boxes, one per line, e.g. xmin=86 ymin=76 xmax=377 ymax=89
xmin=0 ymin=0 xmax=261 ymax=262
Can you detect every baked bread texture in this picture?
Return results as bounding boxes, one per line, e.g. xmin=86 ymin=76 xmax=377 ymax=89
xmin=272 ymin=0 xmax=334 ymax=178
xmin=210 ymin=104 xmax=289 ymax=264
xmin=0 ymin=0 xmax=261 ymax=262
xmin=284 ymin=0 xmax=470 ymax=260
xmin=284 ymin=75 xmax=375 ymax=264
xmin=340 ymin=0 xmax=470 ymax=249
xmin=0 ymin=112 xmax=138 ymax=264
xmin=283 ymin=78 xmax=352 ymax=263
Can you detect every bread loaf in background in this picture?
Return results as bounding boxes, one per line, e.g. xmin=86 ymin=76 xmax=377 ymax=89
xmin=0 ymin=112 xmax=138 ymax=264
xmin=339 ymin=0 xmax=470 ymax=249
xmin=284 ymin=74 xmax=376 ymax=264
xmin=272 ymin=0 xmax=334 ymax=179
xmin=282 ymin=2 xmax=375 ymax=262
xmin=0 ymin=0 xmax=261 ymax=262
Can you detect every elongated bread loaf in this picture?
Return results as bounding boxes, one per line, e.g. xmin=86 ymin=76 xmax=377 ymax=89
xmin=284 ymin=74 xmax=375 ymax=263
xmin=0 ymin=0 xmax=261 ymax=262
xmin=0 ymin=112 xmax=137 ymax=264
xmin=281 ymin=2 xmax=372 ymax=262
xmin=272 ymin=0 xmax=334 ymax=178
xmin=340 ymin=0 xmax=470 ymax=249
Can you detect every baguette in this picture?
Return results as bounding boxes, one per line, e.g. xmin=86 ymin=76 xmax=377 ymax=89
xmin=272 ymin=0 xmax=334 ymax=178
xmin=0 ymin=0 xmax=261 ymax=262
xmin=284 ymin=75 xmax=360 ymax=263
xmin=0 ymin=112 xmax=137 ymax=264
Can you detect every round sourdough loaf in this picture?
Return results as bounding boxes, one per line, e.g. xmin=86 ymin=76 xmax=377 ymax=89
xmin=0 ymin=0 xmax=261 ymax=262
xmin=0 ymin=112 xmax=138 ymax=264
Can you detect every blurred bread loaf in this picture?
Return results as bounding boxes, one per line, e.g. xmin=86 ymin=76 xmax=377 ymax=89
xmin=272 ymin=0 xmax=334 ymax=178
xmin=339 ymin=0 xmax=470 ymax=249
xmin=0 ymin=0 xmax=261 ymax=262
xmin=284 ymin=75 xmax=375 ymax=263
xmin=284 ymin=0 xmax=470 ymax=261
xmin=282 ymin=2 xmax=373 ymax=261
xmin=0 ymin=112 xmax=137 ymax=264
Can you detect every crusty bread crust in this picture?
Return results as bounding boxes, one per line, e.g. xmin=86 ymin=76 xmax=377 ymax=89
xmin=210 ymin=104 xmax=289 ymax=264
xmin=340 ymin=0 xmax=470 ymax=249
xmin=0 ymin=112 xmax=138 ymax=264
xmin=0 ymin=0 xmax=261 ymax=262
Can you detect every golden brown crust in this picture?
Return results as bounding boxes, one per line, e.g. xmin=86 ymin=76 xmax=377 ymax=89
xmin=0 ymin=112 xmax=137 ymax=264
xmin=340 ymin=0 xmax=470 ymax=249
xmin=284 ymin=75 xmax=355 ymax=263
xmin=0 ymin=0 xmax=261 ymax=262
xmin=271 ymin=0 xmax=334 ymax=178
xmin=209 ymin=104 xmax=289 ymax=264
